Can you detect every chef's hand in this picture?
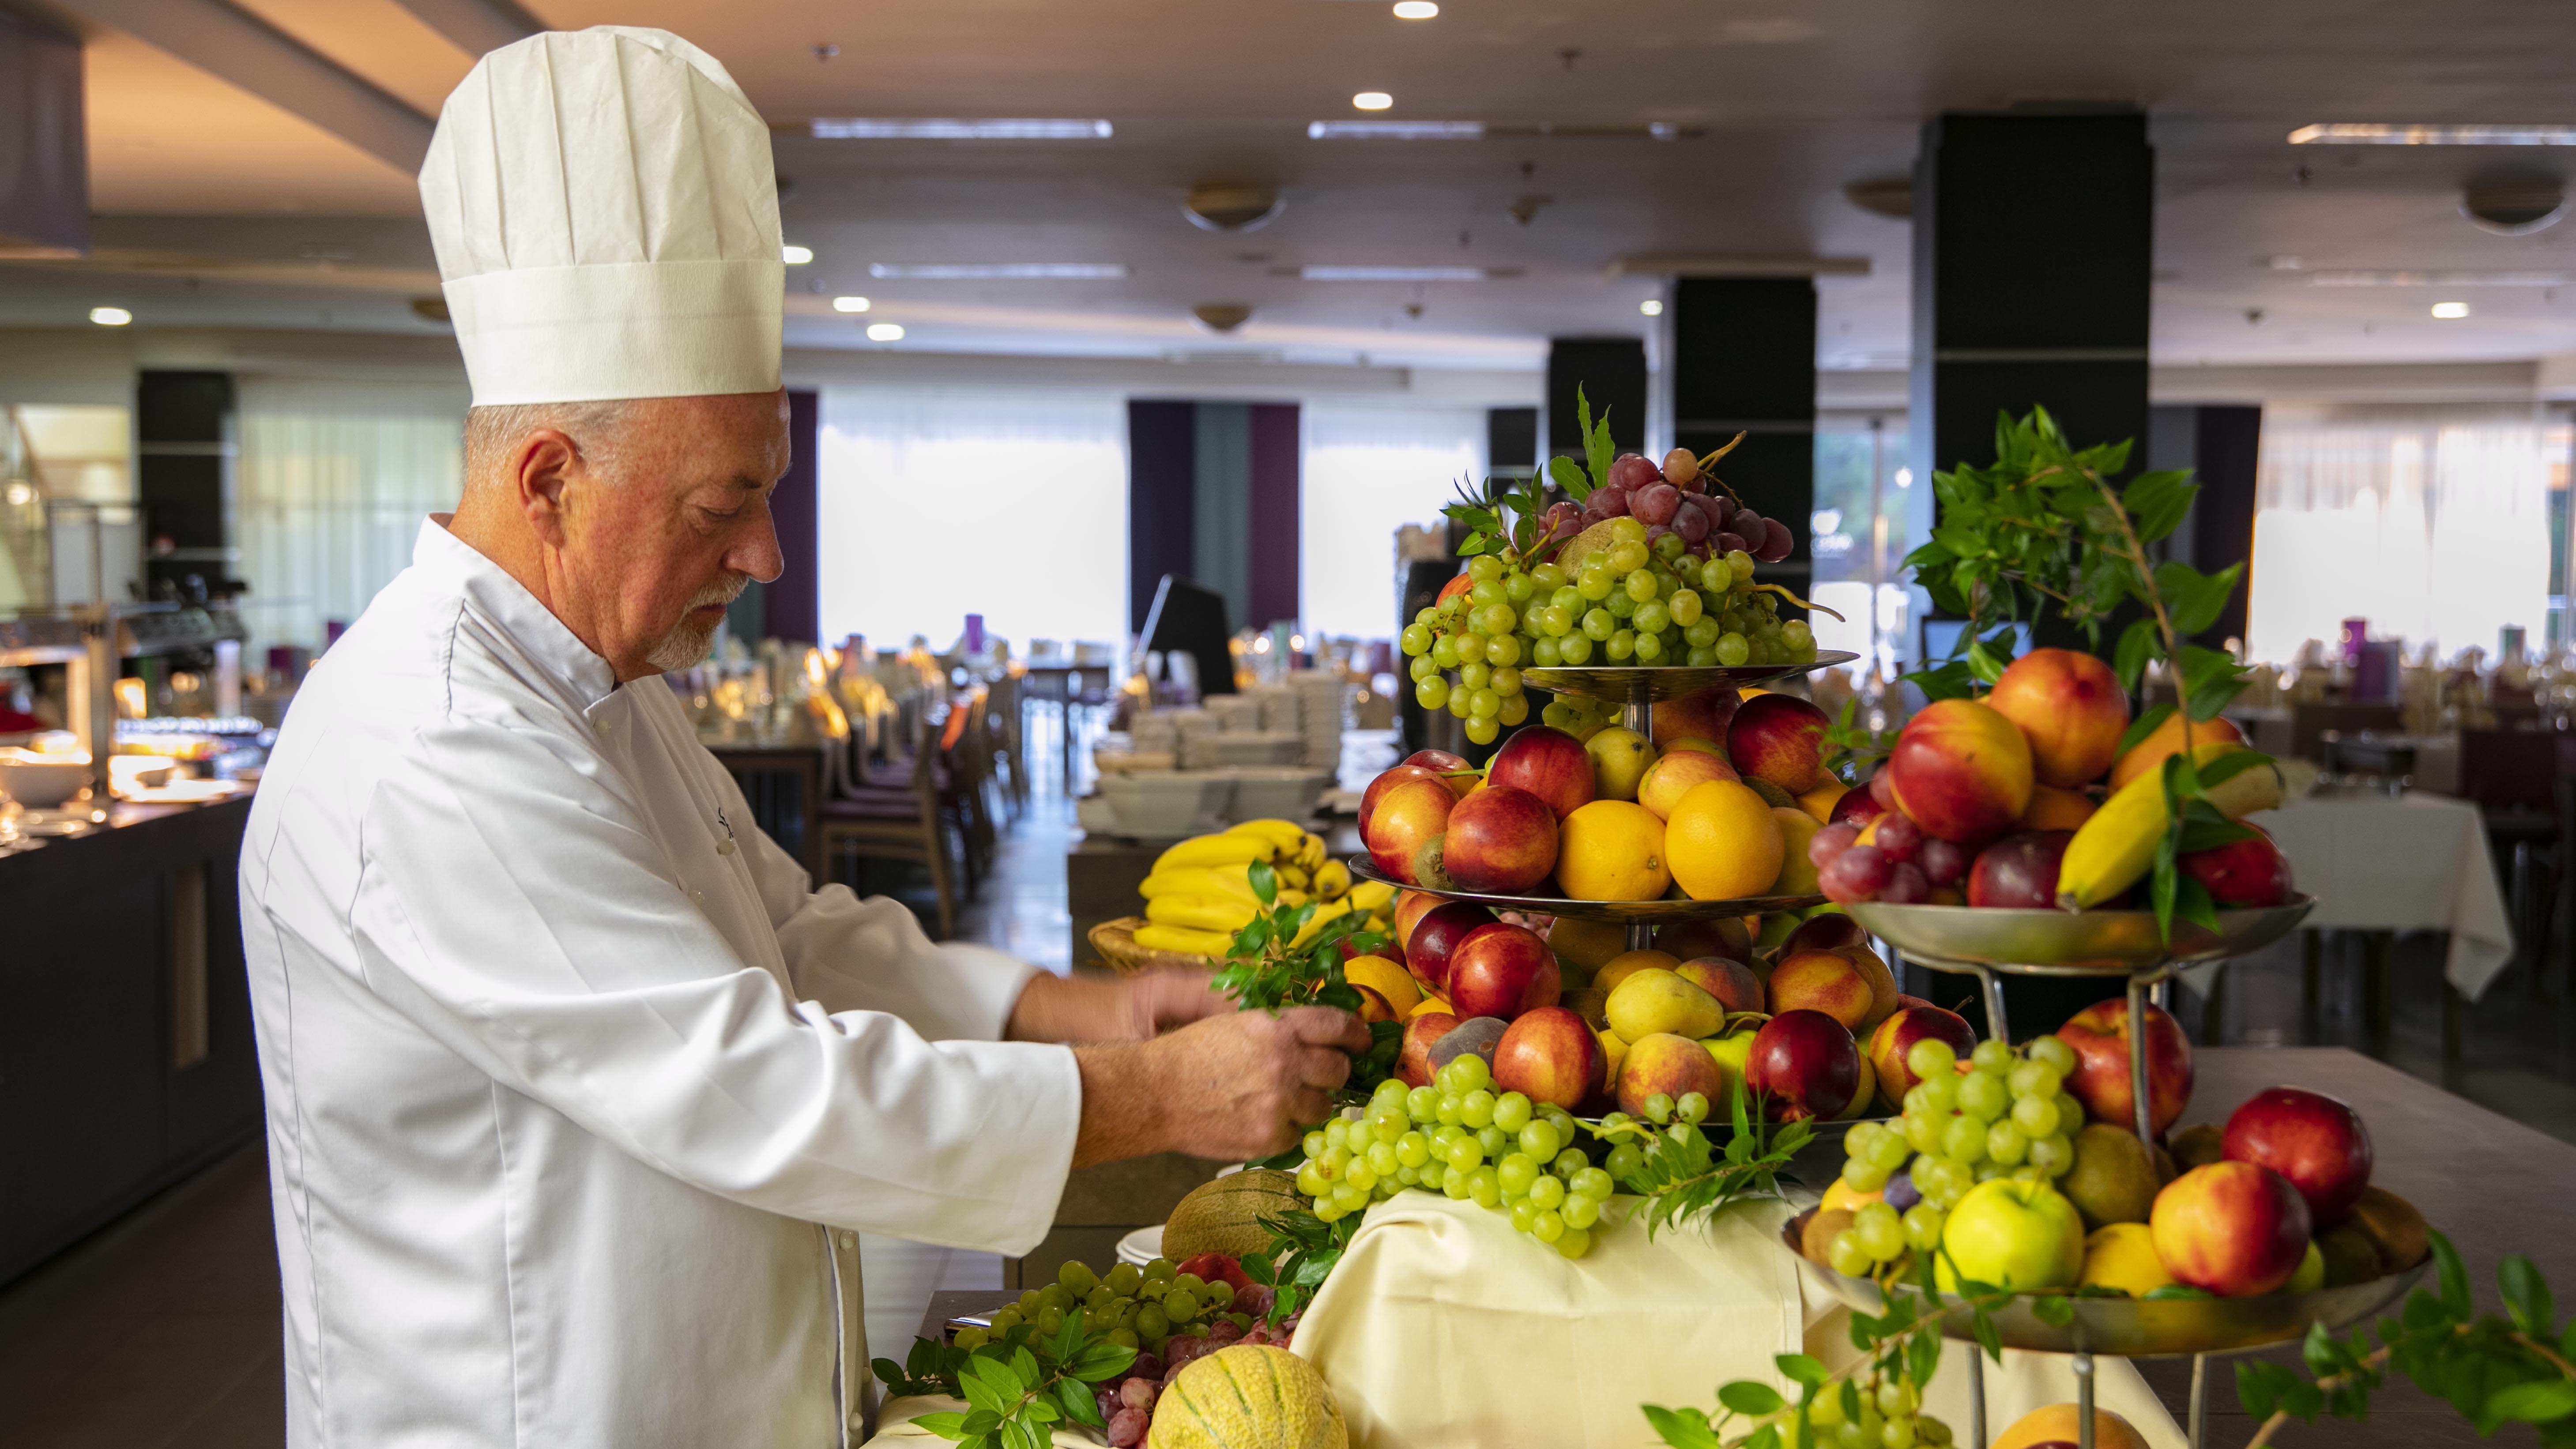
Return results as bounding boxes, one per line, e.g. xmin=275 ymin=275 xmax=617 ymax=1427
xmin=1071 ymin=1007 xmax=1370 ymax=1166
xmin=1005 ymin=968 xmax=1231 ymax=1045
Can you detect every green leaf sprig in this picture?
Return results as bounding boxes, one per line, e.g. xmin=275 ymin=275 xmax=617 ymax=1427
xmin=1239 ymin=1208 xmax=1363 ymax=1326
xmin=874 ymin=1309 xmax=1138 ymax=1448
xmin=1209 ymin=861 xmax=1403 ymax=1106
xmin=1602 ymin=1089 xmax=1812 ymax=1241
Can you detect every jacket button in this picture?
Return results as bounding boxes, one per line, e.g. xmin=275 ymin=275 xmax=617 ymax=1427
xmin=839 ymin=1230 xmax=857 ymax=1249
xmin=716 ymin=839 xmax=737 ymax=856
xmin=849 ymin=1410 xmax=865 ymax=1431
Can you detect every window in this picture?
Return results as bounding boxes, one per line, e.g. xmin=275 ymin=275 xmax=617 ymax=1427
xmin=1299 ymin=404 xmax=1484 ymax=642
xmin=1808 ymin=415 xmax=1913 ymax=678
xmin=816 ymin=387 xmax=1127 ymax=657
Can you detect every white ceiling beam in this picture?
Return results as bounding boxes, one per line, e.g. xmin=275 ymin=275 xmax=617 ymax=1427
xmin=381 ymin=0 xmax=537 ymax=62
xmin=48 ymin=0 xmax=435 ymax=172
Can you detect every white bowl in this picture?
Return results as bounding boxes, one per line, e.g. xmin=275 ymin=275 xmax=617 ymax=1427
xmin=1224 ymin=767 xmax=1333 ymax=823
xmin=1098 ymin=771 xmax=1238 ymax=837
xmin=0 ymin=749 xmax=92 ymax=808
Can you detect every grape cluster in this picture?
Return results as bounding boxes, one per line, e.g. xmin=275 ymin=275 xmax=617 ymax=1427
xmin=1798 ymin=1374 xmax=1955 ymax=1449
xmin=1296 ymin=1055 xmax=1619 ymax=1258
xmin=1810 ymin=805 xmax=1969 ymax=906
xmin=1825 ymin=1034 xmax=2085 ymax=1279
xmin=959 ymin=1257 xmax=1254 ymax=1357
xmin=1396 ymin=449 xmax=1814 ymax=747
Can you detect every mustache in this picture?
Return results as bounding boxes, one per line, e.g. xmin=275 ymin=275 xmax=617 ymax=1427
xmin=686 ymin=576 xmax=751 ymax=611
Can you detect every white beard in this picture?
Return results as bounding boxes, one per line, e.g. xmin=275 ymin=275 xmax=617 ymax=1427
xmin=644 ymin=578 xmax=748 ymax=673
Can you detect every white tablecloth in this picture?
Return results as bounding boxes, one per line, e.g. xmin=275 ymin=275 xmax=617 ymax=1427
xmin=2249 ymin=793 xmax=2516 ymax=999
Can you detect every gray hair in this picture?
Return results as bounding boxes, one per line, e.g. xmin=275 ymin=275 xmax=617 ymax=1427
xmin=463 ymin=400 xmax=638 ymax=489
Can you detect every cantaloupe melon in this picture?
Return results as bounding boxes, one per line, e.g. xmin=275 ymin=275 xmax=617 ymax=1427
xmin=1146 ymin=1344 xmax=1346 ymax=1449
xmin=1162 ymin=1169 xmax=1303 ymax=1262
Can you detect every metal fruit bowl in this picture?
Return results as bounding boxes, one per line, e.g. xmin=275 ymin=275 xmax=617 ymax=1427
xmin=1521 ymin=653 xmax=1859 ymax=708
xmin=1844 ymin=896 xmax=2316 ymax=975
xmin=1780 ymin=1208 xmax=2426 ymax=1359
xmin=1347 ymin=857 xmax=1824 ymax=924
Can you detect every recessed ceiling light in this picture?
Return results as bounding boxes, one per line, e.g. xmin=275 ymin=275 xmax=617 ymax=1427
xmin=831 ymin=296 xmax=871 ymax=313
xmin=809 ymin=118 xmax=1112 ymax=140
xmin=2431 ymin=301 xmax=2471 ymax=318
xmin=88 ymin=306 xmax=131 ymax=326
xmin=1639 ymin=298 xmax=1664 ymax=317
xmin=1392 ymin=0 xmax=1438 ymax=16
xmin=2306 ymin=269 xmax=2576 ymax=287
xmin=1301 ymin=265 xmax=1484 ymax=281
xmin=2289 ymin=123 xmax=2576 ymax=146
xmin=866 ymin=263 xmax=1129 ymax=279
xmin=781 ymin=245 xmax=813 ymax=264
xmin=866 ymin=322 xmax=906 ymax=341
xmin=1352 ymin=92 xmax=1394 ymax=112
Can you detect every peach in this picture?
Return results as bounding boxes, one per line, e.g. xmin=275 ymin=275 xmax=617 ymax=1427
xmin=1396 ymin=1011 xmax=1459 ymax=1087
xmin=1767 ymin=949 xmax=1876 ymax=1032
xmin=1404 ymin=748 xmax=1478 ymax=798
xmin=1393 ymin=890 xmax=1443 ymax=958
xmin=2151 ymin=1162 xmax=2312 ymax=1297
xmin=2108 ymin=711 xmax=2246 ymax=792
xmin=1492 ymin=1006 xmax=1607 ymax=1110
xmin=1865 ymin=1004 xmax=1978 ymax=1107
xmin=1676 ymin=957 xmax=1764 ymax=1015
xmin=1638 ymin=748 xmax=1742 ymax=821
xmin=1364 ymin=775 xmax=1457 ymax=885
xmin=1727 ymin=692 xmax=1832 ymax=794
xmin=1361 ymin=764 xmax=1446 ymax=833
xmin=1442 ymin=784 xmax=1559 ymax=893
xmin=1651 ymin=683 xmax=1741 ymax=750
xmin=1884 ymin=698 xmax=2034 ymax=844
xmin=1446 ymin=923 xmax=1562 ymax=1020
xmin=1782 ymin=913 xmax=1866 ymax=957
xmin=2019 ymin=783 xmax=2098 ymax=832
xmin=1987 ymin=648 xmax=2130 ymax=788
xmin=1486 ymin=725 xmax=1595 ymax=820
xmin=1404 ymin=901 xmax=1497 ymax=992
xmin=1615 ymin=1031 xmax=1728 ymax=1117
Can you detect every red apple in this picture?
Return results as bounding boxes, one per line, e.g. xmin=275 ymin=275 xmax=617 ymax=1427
xmin=1654 ymin=916 xmax=1753 ymax=964
xmin=1404 ymin=749 xmax=1477 ymax=799
xmin=2222 ymin=1087 xmax=2373 ymax=1227
xmin=1442 ymin=784 xmax=1560 ymax=893
xmin=1744 ymin=1009 xmax=1861 ymax=1121
xmin=1491 ymin=1006 xmax=1607 ymax=1110
xmin=1404 ymin=901 xmax=1497 ymax=992
xmin=1783 ymin=912 xmax=1868 ymax=957
xmin=1966 ymin=830 xmax=2075 ymax=909
xmin=1364 ymin=776 xmax=1457 ymax=886
xmin=1651 ymin=684 xmax=1742 ymax=751
xmin=2151 ymin=1162 xmax=2312 ymax=1297
xmin=1865 ymin=1005 xmax=1979 ymax=1107
xmin=1987 ymin=647 xmax=2130 ymax=789
xmin=1396 ymin=1011 xmax=1461 ymax=1088
xmin=1361 ymin=765 xmax=1446 ymax=834
xmin=2181 ymin=825 xmax=2295 ymax=908
xmin=1727 ymin=692 xmax=1833 ymax=795
xmin=1884 ymin=698 xmax=2035 ymax=844
xmin=1829 ymin=784 xmax=1888 ymax=829
xmin=1393 ymin=890 xmax=1443 ymax=960
xmin=2060 ymin=998 xmax=2194 ymax=1137
xmin=1446 ymin=923 xmax=1563 ymax=1021
xmin=1487 ymin=726 xmax=1595 ymax=821
xmin=1616 ymin=1031 xmax=1730 ymax=1117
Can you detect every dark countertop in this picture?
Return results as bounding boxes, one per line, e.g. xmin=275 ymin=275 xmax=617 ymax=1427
xmin=0 ymin=795 xmax=255 ymax=898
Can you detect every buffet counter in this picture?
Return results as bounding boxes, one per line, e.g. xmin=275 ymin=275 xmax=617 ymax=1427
xmin=0 ymin=794 xmax=263 ymax=1286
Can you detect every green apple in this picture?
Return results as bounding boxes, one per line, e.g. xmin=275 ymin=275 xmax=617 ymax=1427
xmin=1700 ymin=1031 xmax=1758 ymax=1116
xmin=1939 ymin=1177 xmax=2085 ymax=1293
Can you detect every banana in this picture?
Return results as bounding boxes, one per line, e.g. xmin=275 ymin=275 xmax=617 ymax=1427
xmin=1295 ymin=834 xmax=1327 ymax=872
xmin=1138 ymin=866 xmax=1258 ymax=903
xmin=1288 ymin=896 xmax=1356 ymax=949
xmin=1153 ymin=833 xmax=1272 ymax=872
xmin=1145 ymin=894 xmax=1260 ymax=934
xmin=1226 ymin=819 xmax=1308 ymax=853
xmin=1133 ymin=923 xmax=1234 ymax=958
xmin=2058 ymin=745 xmax=2284 ymax=908
xmin=1346 ymin=879 xmax=1395 ymax=914
xmin=1276 ymin=863 xmax=1312 ymax=891
xmin=1311 ymin=860 xmax=1352 ymax=901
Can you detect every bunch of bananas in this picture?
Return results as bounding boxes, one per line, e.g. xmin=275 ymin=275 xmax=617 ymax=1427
xmin=1134 ymin=819 xmax=1396 ymax=959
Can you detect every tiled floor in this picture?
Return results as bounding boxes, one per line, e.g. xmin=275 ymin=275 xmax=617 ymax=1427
xmin=9 ymin=773 xmax=2576 ymax=1445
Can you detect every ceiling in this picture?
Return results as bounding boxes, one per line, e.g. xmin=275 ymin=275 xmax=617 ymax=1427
xmin=7 ymin=0 xmax=2576 ymax=377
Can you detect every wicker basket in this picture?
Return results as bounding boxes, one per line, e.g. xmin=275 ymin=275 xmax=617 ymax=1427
xmin=1087 ymin=916 xmax=1222 ymax=975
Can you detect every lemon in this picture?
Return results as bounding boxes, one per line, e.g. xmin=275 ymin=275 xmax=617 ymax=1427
xmin=1663 ymin=780 xmax=1787 ymax=901
xmin=1556 ymin=800 xmax=1671 ymax=900
xmin=1584 ymin=727 xmax=1657 ymax=802
xmin=1770 ymin=806 xmax=1823 ymax=894
xmin=2077 ymin=1222 xmax=2174 ymax=1298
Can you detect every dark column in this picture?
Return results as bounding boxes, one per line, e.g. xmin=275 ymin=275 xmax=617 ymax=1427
xmin=136 ymin=372 xmax=233 ymax=604
xmin=762 ymin=389 xmax=821 ymax=645
xmin=1487 ymin=407 xmax=1537 ymax=479
xmin=1246 ymin=403 xmax=1300 ymax=631
xmin=0 ymin=10 xmax=86 ymax=257
xmin=1547 ymin=338 xmax=1646 ymax=465
xmin=1672 ymin=277 xmax=1816 ymax=580
xmin=1910 ymin=111 xmax=2153 ymax=540
xmin=1126 ymin=400 xmax=1196 ymax=634
xmin=2188 ymin=406 xmax=2261 ymax=648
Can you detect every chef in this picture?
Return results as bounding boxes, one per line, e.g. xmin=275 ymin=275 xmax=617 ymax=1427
xmin=237 ymin=26 xmax=1363 ymax=1449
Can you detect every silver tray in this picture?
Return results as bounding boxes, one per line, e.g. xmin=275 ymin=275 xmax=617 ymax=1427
xmin=1348 ymin=856 xmax=1824 ymax=924
xmin=1521 ymin=653 xmax=1859 ymax=708
xmin=1845 ymin=896 xmax=2316 ymax=975
xmin=1780 ymin=1208 xmax=2426 ymax=1359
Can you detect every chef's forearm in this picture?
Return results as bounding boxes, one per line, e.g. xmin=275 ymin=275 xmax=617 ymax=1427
xmin=1069 ymin=1041 xmax=1172 ymax=1166
xmin=1003 ymin=972 xmax=1128 ymax=1043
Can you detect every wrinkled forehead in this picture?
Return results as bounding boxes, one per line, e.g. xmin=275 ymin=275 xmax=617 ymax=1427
xmin=621 ymin=391 xmax=792 ymax=488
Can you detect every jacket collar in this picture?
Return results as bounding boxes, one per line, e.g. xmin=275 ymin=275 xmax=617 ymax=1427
xmin=413 ymin=516 xmax=621 ymax=713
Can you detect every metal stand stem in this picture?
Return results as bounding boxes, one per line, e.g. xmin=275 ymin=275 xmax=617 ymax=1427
xmin=2074 ymin=1351 xmax=2095 ymax=1449
xmin=2188 ymin=1352 xmax=2209 ymax=1449
xmin=1621 ymin=694 xmax=1657 ymax=957
xmin=2124 ymin=973 xmax=2158 ymax=1146
xmin=1966 ymin=1344 xmax=1985 ymax=1449
xmin=1968 ymin=963 xmax=2011 ymax=1045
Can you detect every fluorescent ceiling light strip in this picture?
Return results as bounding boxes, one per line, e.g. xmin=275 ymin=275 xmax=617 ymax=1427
xmin=810 ymin=118 xmax=1112 ymax=140
xmin=2305 ymin=269 xmax=2576 ymax=287
xmin=1300 ymin=265 xmax=1486 ymax=281
xmin=867 ymin=263 xmax=1130 ymax=279
xmin=2289 ymin=123 xmax=2576 ymax=146
xmin=1308 ymin=120 xmax=1484 ymax=140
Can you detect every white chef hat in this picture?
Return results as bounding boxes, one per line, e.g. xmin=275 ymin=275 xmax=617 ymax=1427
xmin=420 ymin=26 xmax=783 ymax=406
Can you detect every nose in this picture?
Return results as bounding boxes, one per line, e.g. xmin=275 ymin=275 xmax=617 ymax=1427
xmin=731 ymin=497 xmax=786 ymax=584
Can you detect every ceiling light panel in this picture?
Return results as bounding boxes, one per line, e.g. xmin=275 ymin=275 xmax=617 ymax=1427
xmin=1300 ymin=265 xmax=1486 ymax=281
xmin=866 ymin=263 xmax=1130 ymax=279
xmin=2289 ymin=123 xmax=2576 ymax=146
xmin=808 ymin=118 xmax=1112 ymax=140
xmin=2304 ymin=269 xmax=2576 ymax=287
xmin=1311 ymin=120 xmax=1482 ymax=139
xmin=1307 ymin=121 xmax=1691 ymax=140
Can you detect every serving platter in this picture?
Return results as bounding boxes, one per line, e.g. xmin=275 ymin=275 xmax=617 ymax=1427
xmin=1347 ymin=857 xmax=1824 ymax=924
xmin=1844 ymin=896 xmax=2317 ymax=975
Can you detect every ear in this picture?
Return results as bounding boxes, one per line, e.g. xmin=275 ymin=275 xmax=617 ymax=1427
xmin=512 ymin=429 xmax=582 ymax=548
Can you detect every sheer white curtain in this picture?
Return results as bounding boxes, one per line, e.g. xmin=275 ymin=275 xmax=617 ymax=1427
xmin=1301 ymin=403 xmax=1484 ymax=641
xmin=2247 ymin=406 xmax=2555 ymax=663
xmin=236 ymin=378 xmax=468 ymax=662
xmin=816 ymin=387 xmax=1127 ymax=655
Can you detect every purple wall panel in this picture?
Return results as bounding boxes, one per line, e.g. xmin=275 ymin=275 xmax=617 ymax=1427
xmin=764 ymin=389 xmax=821 ymax=644
xmin=1247 ymin=402 xmax=1300 ymax=630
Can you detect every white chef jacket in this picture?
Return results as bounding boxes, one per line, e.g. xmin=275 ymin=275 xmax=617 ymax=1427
xmin=238 ymin=517 xmax=1082 ymax=1448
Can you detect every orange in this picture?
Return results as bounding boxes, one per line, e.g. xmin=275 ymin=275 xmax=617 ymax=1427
xmin=1992 ymin=1405 xmax=2148 ymax=1449
xmin=1770 ymin=806 xmax=1823 ymax=894
xmin=1796 ymin=778 xmax=1848 ymax=823
xmin=1557 ymin=800 xmax=1672 ymax=900
xmin=1664 ymin=780 xmax=1787 ymax=902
